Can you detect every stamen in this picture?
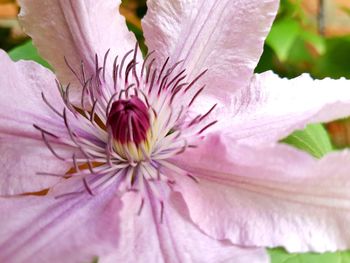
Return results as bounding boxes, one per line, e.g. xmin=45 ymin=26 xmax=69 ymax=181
xmin=33 ymin=124 xmax=58 ymax=138
xmin=137 ymin=89 xmax=150 ymax=108
xmin=132 ymin=43 xmax=140 ymax=87
xmin=90 ymin=100 xmax=98 ymax=122
xmin=166 ymin=69 xmax=186 ymax=90
xmin=169 ymin=83 xmax=188 ymax=105
xmin=158 ymin=75 xmax=169 ymax=95
xmin=63 ymin=109 xmax=79 ymax=145
xmin=125 ymin=60 xmax=136 ymax=85
xmin=198 ymin=120 xmax=218 ymax=135
xmin=157 ymin=168 xmax=161 ymax=180
xmin=40 ymin=131 xmax=66 ymax=161
xmin=54 ymin=191 xmax=85 ymax=200
xmin=102 ymin=49 xmax=111 ymax=82
xmin=94 ymin=54 xmax=102 ymax=86
xmin=119 ymin=49 xmax=134 ymax=78
xmin=188 ymin=115 xmax=202 ymax=127
xmin=130 ymin=165 xmax=139 ymax=186
xmin=175 ymin=140 xmax=188 ymax=155
xmin=106 ymin=129 xmax=113 ymax=166
xmin=95 ymin=67 xmax=103 ymax=93
xmin=141 ymin=50 xmax=155 ymax=78
xmin=157 ymin=57 xmax=169 ymax=84
xmin=106 ymin=92 xmax=120 ymax=117
xmin=199 ymin=103 xmax=217 ymax=122
xmin=159 ymin=201 xmax=164 ymax=223
xmin=146 ymin=58 xmax=156 ymax=84
xmin=72 ymin=154 xmax=80 ymax=172
xmin=41 ymin=92 xmax=63 ymax=118
xmin=55 ymin=79 xmax=64 ymax=97
xmin=86 ymin=157 xmax=95 ymax=174
xmin=167 ymin=59 xmax=184 ymax=74
xmin=175 ymin=106 xmax=184 ymax=123
xmin=137 ymin=198 xmax=145 ymax=216
xmin=170 ymin=76 xmax=187 ymax=92
xmin=186 ymin=173 xmax=199 ymax=183
xmin=113 ymin=56 xmax=119 ymax=91
xmin=148 ymin=69 xmax=157 ymax=94
xmin=62 ymin=84 xmax=70 ymax=105
xmin=184 ymin=69 xmax=208 ymax=92
xmin=80 ymin=60 xmax=86 ymax=83
xmin=64 ymin=56 xmax=82 ymax=85
xmin=81 ymin=78 xmax=93 ymax=111
xmin=125 ymin=84 xmax=136 ymax=98
xmin=83 ymin=177 xmax=95 ymax=196
xmin=142 ymin=164 xmax=158 ymax=181
xmin=189 ymin=85 xmax=205 ymax=106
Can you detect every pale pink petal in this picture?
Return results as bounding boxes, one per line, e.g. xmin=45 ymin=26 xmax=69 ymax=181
xmin=142 ymin=0 xmax=279 ymax=103
xmin=208 ymin=71 xmax=350 ymax=144
xmin=0 ymin=185 xmax=121 ymax=263
xmin=170 ymin=133 xmax=350 ymax=253
xmin=106 ymin=184 xmax=268 ymax=263
xmin=18 ymin=0 xmax=138 ymax=101
xmin=0 ymin=50 xmax=65 ymax=140
xmin=0 ymin=138 xmax=71 ymax=196
xmin=0 ymin=50 xmax=74 ymax=195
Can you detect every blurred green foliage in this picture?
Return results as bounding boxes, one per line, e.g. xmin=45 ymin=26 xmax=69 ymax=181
xmin=281 ymin=123 xmax=333 ymax=158
xmin=269 ymin=248 xmax=350 ymax=263
xmin=9 ymin=41 xmax=51 ymax=69
xmin=257 ymin=0 xmax=350 ymax=80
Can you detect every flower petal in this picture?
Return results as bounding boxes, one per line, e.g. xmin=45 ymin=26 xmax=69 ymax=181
xmin=18 ymin=0 xmax=137 ymax=100
xmin=106 ymin=183 xmax=268 ymax=263
xmin=0 ymin=50 xmax=64 ymax=140
xmin=0 ymin=185 xmax=121 ymax=263
xmin=171 ymin=133 xmax=350 ymax=252
xmin=1 ymin=139 xmax=69 ymax=196
xmin=232 ymin=71 xmax=350 ymax=143
xmin=142 ymin=0 xmax=279 ymax=103
xmin=0 ymin=50 xmax=74 ymax=195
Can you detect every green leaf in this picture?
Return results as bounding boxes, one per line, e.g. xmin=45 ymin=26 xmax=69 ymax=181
xmin=266 ymin=18 xmax=301 ymax=62
xmin=8 ymin=40 xmax=52 ymax=69
xmin=300 ymin=30 xmax=326 ymax=55
xmin=269 ymin=248 xmax=350 ymax=263
xmin=282 ymin=123 xmax=333 ymax=158
xmin=313 ymin=36 xmax=350 ymax=79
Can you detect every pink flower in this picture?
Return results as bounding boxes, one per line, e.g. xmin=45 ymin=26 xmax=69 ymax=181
xmin=2 ymin=0 xmax=350 ymax=262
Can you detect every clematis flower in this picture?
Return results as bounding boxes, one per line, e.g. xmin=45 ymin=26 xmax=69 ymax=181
xmin=2 ymin=0 xmax=350 ymax=262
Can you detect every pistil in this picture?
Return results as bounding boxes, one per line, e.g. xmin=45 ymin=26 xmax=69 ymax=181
xmin=107 ymin=96 xmax=152 ymax=162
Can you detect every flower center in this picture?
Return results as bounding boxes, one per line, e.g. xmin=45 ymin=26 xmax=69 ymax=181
xmin=107 ymin=96 xmax=152 ymax=162
xmin=36 ymin=47 xmax=218 ymax=197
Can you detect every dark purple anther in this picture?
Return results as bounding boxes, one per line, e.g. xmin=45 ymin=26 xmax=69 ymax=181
xmin=107 ymin=96 xmax=150 ymax=145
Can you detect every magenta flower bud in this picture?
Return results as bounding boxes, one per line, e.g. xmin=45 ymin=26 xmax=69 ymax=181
xmin=107 ymin=96 xmax=150 ymax=145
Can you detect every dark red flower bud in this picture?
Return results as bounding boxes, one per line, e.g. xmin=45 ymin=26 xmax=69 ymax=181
xmin=107 ymin=96 xmax=150 ymax=145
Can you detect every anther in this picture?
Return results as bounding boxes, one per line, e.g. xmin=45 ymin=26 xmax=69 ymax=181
xmin=107 ymin=96 xmax=150 ymax=146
